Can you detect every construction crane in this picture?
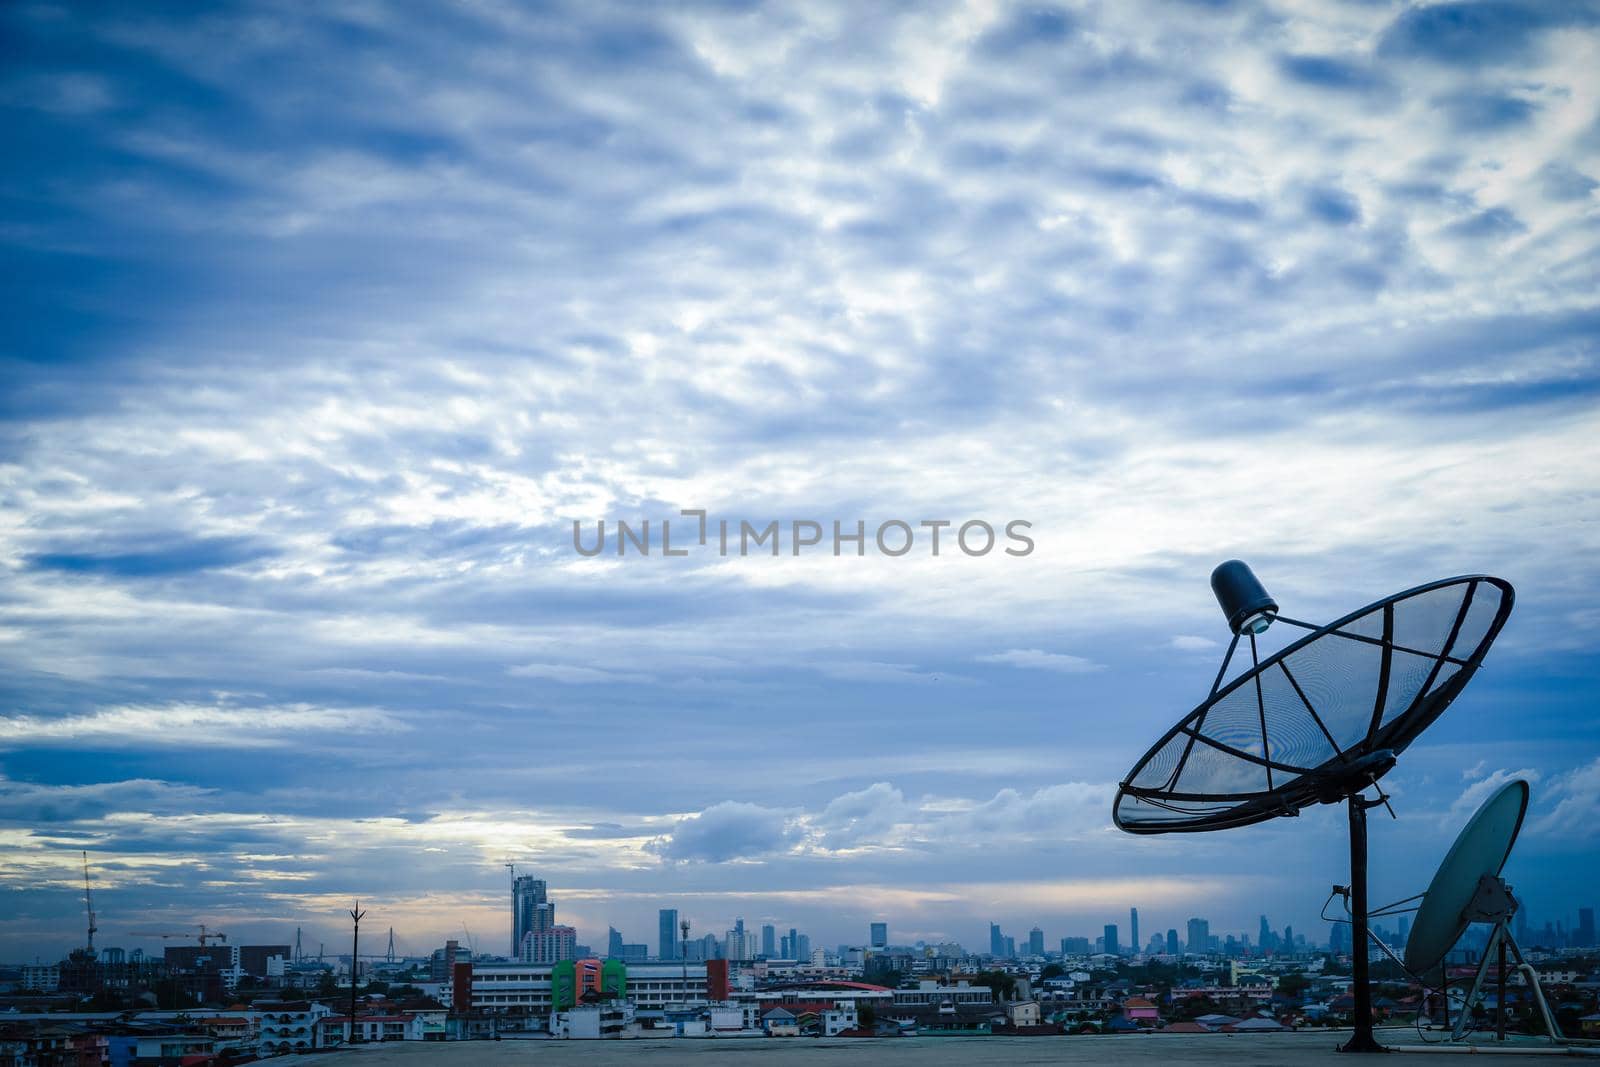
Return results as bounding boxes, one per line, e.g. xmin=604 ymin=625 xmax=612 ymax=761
xmin=129 ymin=924 xmax=228 ymax=946
xmin=80 ymin=852 xmax=97 ymax=957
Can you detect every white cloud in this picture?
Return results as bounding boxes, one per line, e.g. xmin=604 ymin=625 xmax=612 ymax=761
xmin=976 ymin=649 xmax=1104 ymax=673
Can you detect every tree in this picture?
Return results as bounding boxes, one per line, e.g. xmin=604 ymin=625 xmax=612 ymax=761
xmin=1277 ymin=972 xmax=1309 ymax=998
xmin=972 ymin=970 xmax=1018 ymax=1000
xmin=858 ymin=1003 xmax=876 ymax=1031
xmin=1041 ymin=963 xmax=1065 ymax=981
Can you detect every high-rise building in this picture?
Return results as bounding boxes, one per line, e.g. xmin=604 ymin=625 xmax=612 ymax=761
xmin=1166 ymin=929 xmax=1180 ymax=955
xmin=512 ymin=876 xmax=550 ymax=956
xmin=1259 ymin=915 xmax=1273 ymax=952
xmin=1186 ymin=918 xmax=1210 ymax=954
xmin=659 ymin=909 xmax=679 ymax=961
xmin=1330 ymin=922 xmax=1350 ymax=955
xmin=1028 ymin=927 xmax=1044 ymax=956
xmin=989 ymin=923 xmax=1004 ymax=957
xmin=1103 ymin=924 xmax=1119 ymax=957
xmin=762 ymin=924 xmax=777 ymax=956
xmin=523 ymin=925 xmax=576 ymax=964
xmin=607 ymin=927 xmax=624 ymax=958
xmin=1578 ymin=908 xmax=1596 ymax=948
xmin=870 ymin=922 xmax=888 ymax=950
xmin=1284 ymin=925 xmax=1295 ymax=953
xmin=1129 ymin=908 xmax=1139 ymax=957
xmin=796 ymin=934 xmax=811 ymax=960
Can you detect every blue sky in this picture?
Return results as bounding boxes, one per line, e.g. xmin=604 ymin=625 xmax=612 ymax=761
xmin=1 ymin=0 xmax=1598 ymax=963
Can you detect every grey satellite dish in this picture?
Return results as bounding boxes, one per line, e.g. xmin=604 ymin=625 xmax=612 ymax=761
xmin=1389 ymin=778 xmax=1569 ymax=1046
xmin=1114 ymin=562 xmax=1514 ymax=1054
xmin=1405 ymin=778 xmax=1528 ymax=975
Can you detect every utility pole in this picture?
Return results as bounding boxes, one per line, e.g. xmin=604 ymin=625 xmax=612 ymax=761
xmin=348 ymin=902 xmax=366 ymax=1045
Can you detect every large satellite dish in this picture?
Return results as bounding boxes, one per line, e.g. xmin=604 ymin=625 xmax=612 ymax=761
xmin=1114 ymin=561 xmax=1514 ymax=1053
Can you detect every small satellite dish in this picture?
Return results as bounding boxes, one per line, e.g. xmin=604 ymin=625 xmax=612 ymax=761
xmin=1405 ymin=779 xmax=1528 ymax=975
xmin=1113 ymin=561 xmax=1514 ymax=1054
xmin=1383 ymin=777 xmax=1571 ymax=1046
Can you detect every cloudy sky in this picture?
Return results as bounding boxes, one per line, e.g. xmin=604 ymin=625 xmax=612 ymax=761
xmin=2 ymin=0 xmax=1598 ymax=964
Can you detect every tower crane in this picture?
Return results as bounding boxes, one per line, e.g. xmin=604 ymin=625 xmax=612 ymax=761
xmin=128 ymin=924 xmax=229 ymax=946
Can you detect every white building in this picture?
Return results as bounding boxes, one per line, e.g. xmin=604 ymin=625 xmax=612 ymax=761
xmin=551 ymin=1003 xmax=636 ymax=1039
xmin=20 ymin=964 xmax=60 ymax=992
xmin=247 ymin=1001 xmax=332 ymax=1056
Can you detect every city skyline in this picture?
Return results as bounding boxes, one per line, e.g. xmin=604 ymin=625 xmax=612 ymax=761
xmin=3 ymin=0 xmax=1599 ymax=968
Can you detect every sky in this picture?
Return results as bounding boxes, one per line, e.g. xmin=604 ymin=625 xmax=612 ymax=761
xmin=1 ymin=0 xmax=1598 ymax=965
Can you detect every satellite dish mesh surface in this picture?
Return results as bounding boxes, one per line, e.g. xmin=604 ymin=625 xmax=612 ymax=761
xmin=1114 ymin=576 xmax=1514 ymax=834
xmin=1404 ymin=778 xmax=1528 ymax=975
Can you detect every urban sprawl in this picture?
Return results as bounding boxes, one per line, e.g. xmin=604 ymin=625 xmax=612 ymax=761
xmin=5 ymin=874 xmax=1600 ymax=1063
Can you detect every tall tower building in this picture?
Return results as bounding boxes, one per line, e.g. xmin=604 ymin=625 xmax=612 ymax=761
xmin=989 ymin=923 xmax=1003 ymax=957
xmin=1103 ymin=924 xmax=1119 ymax=956
xmin=870 ymin=922 xmax=888 ymax=950
xmin=1578 ymin=908 xmax=1596 ymax=948
xmin=1130 ymin=908 xmax=1139 ymax=956
xmin=762 ymin=924 xmax=776 ymax=957
xmin=659 ymin=909 xmax=679 ymax=961
xmin=1028 ymin=927 xmax=1044 ymax=956
xmin=512 ymin=876 xmax=550 ymax=956
xmin=1166 ymin=929 xmax=1180 ymax=955
xmin=1186 ymin=917 xmax=1210 ymax=954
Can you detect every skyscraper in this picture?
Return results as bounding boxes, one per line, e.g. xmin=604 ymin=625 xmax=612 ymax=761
xmin=1103 ymin=924 xmax=1119 ymax=957
xmin=989 ymin=922 xmax=1004 ymax=957
xmin=1028 ymin=927 xmax=1044 ymax=956
xmin=1166 ymin=929 xmax=1180 ymax=955
xmin=1259 ymin=915 xmax=1272 ymax=952
xmin=1129 ymin=908 xmax=1139 ymax=957
xmin=512 ymin=876 xmax=551 ymax=956
xmin=1186 ymin=917 xmax=1210 ymax=955
xmin=659 ymin=909 xmax=679 ymax=961
xmin=607 ymin=927 xmax=623 ymax=958
xmin=762 ymin=924 xmax=776 ymax=957
xmin=1579 ymin=908 xmax=1596 ymax=948
xmin=870 ymin=922 xmax=888 ymax=950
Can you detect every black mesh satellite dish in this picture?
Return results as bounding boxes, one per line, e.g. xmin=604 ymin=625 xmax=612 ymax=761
xmin=1113 ymin=561 xmax=1514 ymax=1053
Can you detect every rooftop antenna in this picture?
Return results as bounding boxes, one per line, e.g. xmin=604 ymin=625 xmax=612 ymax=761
xmin=1114 ymin=563 xmax=1513 ymax=1053
xmin=80 ymin=851 xmax=98 ymax=959
xmin=680 ymin=918 xmax=692 ymax=1010
xmin=348 ymin=902 xmax=366 ymax=1044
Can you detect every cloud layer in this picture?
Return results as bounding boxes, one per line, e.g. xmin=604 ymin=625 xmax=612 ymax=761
xmin=0 ymin=0 xmax=1597 ymax=960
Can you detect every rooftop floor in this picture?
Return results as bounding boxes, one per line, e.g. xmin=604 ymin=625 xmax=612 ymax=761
xmin=336 ymin=1030 xmax=1594 ymax=1064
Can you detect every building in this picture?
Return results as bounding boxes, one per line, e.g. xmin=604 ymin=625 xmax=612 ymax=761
xmin=762 ymin=925 xmax=776 ymax=957
xmin=1061 ymin=936 xmax=1090 ymax=955
xmin=20 ymin=964 xmax=59 ymax=992
xmin=513 ymin=876 xmax=555 ymax=959
xmin=460 ymin=959 xmax=730 ymax=1025
xmin=1103 ymin=924 xmax=1119 ymax=957
xmin=1187 ymin=918 xmax=1211 ymax=954
xmin=430 ymin=940 xmax=462 ymax=982
xmin=989 ymin=923 xmax=1004 ymax=957
xmin=870 ymin=922 xmax=888 ymax=951
xmin=1027 ymin=927 xmax=1045 ymax=957
xmin=1166 ymin=929 xmax=1180 ymax=955
xmin=1579 ymin=908 xmax=1596 ymax=948
xmin=659 ymin=909 xmax=679 ymax=961
xmin=522 ymin=925 xmax=577 ymax=964
xmin=1130 ymin=908 xmax=1140 ymax=956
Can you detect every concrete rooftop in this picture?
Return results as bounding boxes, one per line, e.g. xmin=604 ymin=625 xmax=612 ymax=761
xmin=330 ymin=1031 xmax=1594 ymax=1064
